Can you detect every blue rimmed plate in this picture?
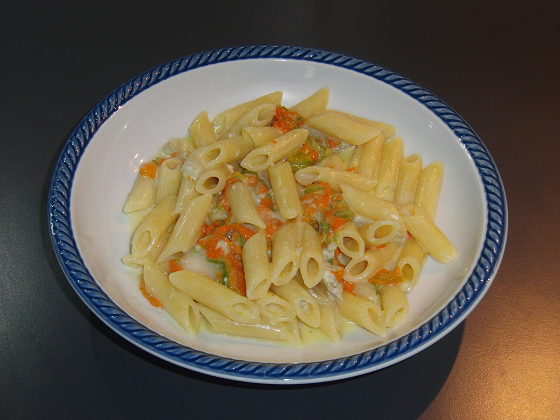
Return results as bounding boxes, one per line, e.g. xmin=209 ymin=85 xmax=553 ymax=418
xmin=48 ymin=45 xmax=506 ymax=384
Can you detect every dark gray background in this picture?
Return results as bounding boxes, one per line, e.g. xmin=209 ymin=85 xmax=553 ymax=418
xmin=1 ymin=1 xmax=559 ymax=418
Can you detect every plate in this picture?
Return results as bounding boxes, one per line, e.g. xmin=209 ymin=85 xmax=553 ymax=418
xmin=48 ymin=45 xmax=507 ymax=384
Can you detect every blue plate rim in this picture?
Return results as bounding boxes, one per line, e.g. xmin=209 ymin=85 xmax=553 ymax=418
xmin=47 ymin=45 xmax=507 ymax=384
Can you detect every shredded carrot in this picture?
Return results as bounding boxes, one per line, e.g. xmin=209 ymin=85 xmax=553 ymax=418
xmin=272 ymin=106 xmax=305 ymax=133
xmin=346 ymin=166 xmax=358 ymax=173
xmin=168 ymin=258 xmax=183 ymax=273
xmin=343 ymin=280 xmax=355 ymax=294
xmin=139 ymin=162 xmax=158 ymax=178
xmin=139 ymin=278 xmax=163 ymax=308
xmin=326 ymin=137 xmax=341 ymax=148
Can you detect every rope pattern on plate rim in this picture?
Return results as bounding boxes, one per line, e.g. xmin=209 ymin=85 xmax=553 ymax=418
xmin=48 ymin=45 xmax=506 ymax=382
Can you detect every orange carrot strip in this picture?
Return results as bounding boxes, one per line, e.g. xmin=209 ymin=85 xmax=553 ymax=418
xmin=139 ymin=278 xmax=163 ymax=308
xmin=139 ymin=162 xmax=158 ymax=178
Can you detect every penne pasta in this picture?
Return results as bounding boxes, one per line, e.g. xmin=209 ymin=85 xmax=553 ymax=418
xmin=195 ymin=166 xmax=232 ymax=195
xmin=198 ymin=305 xmax=297 ymax=344
xmin=123 ymin=88 xmax=458 ymax=346
xmin=374 ymin=136 xmax=404 ymax=202
xmin=294 ymin=166 xmax=377 ymax=192
xmin=379 ymin=284 xmax=409 ymax=328
xmin=358 ymin=219 xmax=401 ymax=247
xmin=413 ymin=160 xmax=444 ymax=219
xmin=189 ymin=111 xmax=217 ymax=148
xmin=356 ymin=133 xmax=385 ymax=180
xmin=268 ymin=161 xmax=302 ymax=220
xmin=240 ymin=128 xmax=308 ymax=172
xmin=289 ymin=87 xmax=329 ymax=119
xmin=397 ymin=238 xmax=427 ymax=292
xmin=341 ymin=183 xmax=406 ymax=236
xmin=212 ymin=91 xmax=283 ymax=137
xmin=131 ymin=195 xmax=178 ymax=259
xmin=307 ymin=111 xmax=381 ymax=145
xmin=271 ymin=223 xmax=299 ymax=286
xmin=270 ymin=279 xmax=321 ymax=328
xmin=399 ymin=204 xmax=458 ymax=263
xmin=169 ymin=270 xmax=260 ymax=324
xmin=242 ymin=231 xmax=272 ymax=300
xmin=156 ymin=194 xmax=213 ymax=263
xmin=254 ymin=291 xmax=296 ymax=322
xmin=338 ymin=291 xmax=386 ymax=336
xmin=394 ymin=154 xmax=423 ymax=207
xmin=155 ymin=158 xmax=183 ymax=205
xmin=296 ymin=222 xmax=325 ymax=288
xmin=242 ymin=126 xmax=282 ymax=148
xmin=333 ymin=221 xmax=365 ymax=260
xmin=227 ymin=180 xmax=266 ymax=230
xmin=143 ymin=260 xmax=201 ymax=336
xmin=123 ymin=173 xmax=155 ymax=213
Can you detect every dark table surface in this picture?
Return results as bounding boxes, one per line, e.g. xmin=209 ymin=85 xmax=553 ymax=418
xmin=2 ymin=1 xmax=559 ymax=419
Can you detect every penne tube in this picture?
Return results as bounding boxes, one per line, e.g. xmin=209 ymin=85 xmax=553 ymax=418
xmin=319 ymin=153 xmax=347 ymax=170
xmin=379 ymin=284 xmax=409 ymax=328
xmin=343 ymin=248 xmax=380 ymax=283
xmin=242 ymin=231 xmax=272 ymax=300
xmin=123 ymin=173 xmax=155 ymax=213
xmin=333 ymin=221 xmax=365 ymax=260
xmin=189 ymin=111 xmax=217 ymax=148
xmin=156 ymin=194 xmax=212 ymax=263
xmin=282 ymin=317 xmax=302 ymax=345
xmin=186 ymin=136 xmax=254 ymax=172
xmin=399 ymin=205 xmax=458 ymax=263
xmin=268 ymin=161 xmax=302 ymax=220
xmin=341 ymin=183 xmax=406 ymax=236
xmin=346 ymin=144 xmax=362 ymax=171
xmin=330 ymin=110 xmax=397 ymax=139
xmin=367 ymin=240 xmax=404 ymax=271
xmin=296 ymin=222 xmax=325 ymax=288
xmin=167 ymin=138 xmax=195 ymax=160
xmin=169 ymin=270 xmax=260 ymax=324
xmin=307 ymin=111 xmax=381 ymax=146
xmin=294 ymin=166 xmax=377 ymax=192
xmin=271 ymin=223 xmax=299 ymax=286
xmin=174 ymin=174 xmax=200 ymax=215
xmin=338 ymin=291 xmax=386 ymax=336
xmin=155 ymin=158 xmax=183 ymax=205
xmin=212 ymin=91 xmax=283 ymax=137
xmin=219 ymin=103 xmax=276 ymax=139
xmin=240 ymin=128 xmax=308 ymax=172
xmin=353 ymin=282 xmax=379 ymax=305
xmin=195 ymin=165 xmax=232 ymax=195
xmin=394 ymin=154 xmax=423 ymax=207
xmin=131 ymin=196 xmax=178 ymax=259
xmin=143 ymin=260 xmax=201 ymax=336
xmin=356 ymin=133 xmax=385 ymax=180
xmin=270 ymin=279 xmax=321 ymax=328
xmin=254 ymin=291 xmax=296 ymax=322
xmin=397 ymin=238 xmax=427 ymax=292
xmin=358 ymin=219 xmax=401 ymax=247
xmin=289 ymin=87 xmax=329 ymax=119
xmin=374 ymin=137 xmax=404 ymax=202
xmin=198 ymin=305 xmax=297 ymax=344
xmin=227 ymin=181 xmax=266 ymax=230
xmin=317 ymin=303 xmax=342 ymax=342
xmin=242 ymin=126 xmax=282 ymax=148
xmin=413 ymin=161 xmax=444 ymax=219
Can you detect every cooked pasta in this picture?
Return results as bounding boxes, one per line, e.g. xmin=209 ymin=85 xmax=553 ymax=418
xmin=122 ymin=88 xmax=458 ymax=346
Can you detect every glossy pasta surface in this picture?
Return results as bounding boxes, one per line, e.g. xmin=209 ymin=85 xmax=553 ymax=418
xmin=122 ymin=88 xmax=458 ymax=346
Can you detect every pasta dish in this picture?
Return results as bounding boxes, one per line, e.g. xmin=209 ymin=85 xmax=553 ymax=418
xmin=121 ymin=88 xmax=458 ymax=345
